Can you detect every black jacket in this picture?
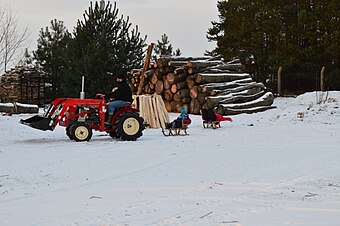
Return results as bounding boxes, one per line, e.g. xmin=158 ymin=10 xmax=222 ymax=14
xmin=105 ymin=81 xmax=133 ymax=103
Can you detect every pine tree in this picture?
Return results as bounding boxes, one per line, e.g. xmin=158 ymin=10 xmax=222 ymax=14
xmin=154 ymin=34 xmax=181 ymax=57
xmin=63 ymin=1 xmax=146 ymax=97
xmin=207 ymin=0 xmax=339 ymax=84
xmin=34 ymin=19 xmax=70 ymax=100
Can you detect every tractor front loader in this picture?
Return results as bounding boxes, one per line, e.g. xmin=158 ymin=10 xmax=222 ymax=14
xmin=20 ymin=94 xmax=145 ymax=142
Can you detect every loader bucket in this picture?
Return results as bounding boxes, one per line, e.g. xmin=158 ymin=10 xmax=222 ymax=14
xmin=20 ymin=115 xmax=54 ymax=131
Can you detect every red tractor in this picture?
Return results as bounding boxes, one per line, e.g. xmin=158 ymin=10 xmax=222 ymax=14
xmin=20 ymin=94 xmax=145 ymax=142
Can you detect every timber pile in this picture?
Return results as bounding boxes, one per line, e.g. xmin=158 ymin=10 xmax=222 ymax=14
xmin=0 ymin=66 xmax=45 ymax=105
xmin=130 ymin=56 xmax=275 ymax=115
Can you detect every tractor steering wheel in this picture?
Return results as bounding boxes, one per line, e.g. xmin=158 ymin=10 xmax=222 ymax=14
xmin=95 ymin=93 xmax=105 ymax=100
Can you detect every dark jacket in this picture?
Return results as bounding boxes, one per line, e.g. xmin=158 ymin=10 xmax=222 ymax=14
xmin=105 ymin=81 xmax=133 ymax=103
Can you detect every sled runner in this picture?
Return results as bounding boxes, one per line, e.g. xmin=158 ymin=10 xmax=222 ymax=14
xmin=162 ymin=122 xmax=190 ymax=136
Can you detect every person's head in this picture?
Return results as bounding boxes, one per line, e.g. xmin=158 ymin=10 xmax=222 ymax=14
xmin=180 ymin=106 xmax=187 ymax=115
xmin=116 ymin=74 xmax=126 ymax=83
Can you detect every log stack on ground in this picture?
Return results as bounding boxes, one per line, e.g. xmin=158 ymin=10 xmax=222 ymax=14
xmin=0 ymin=102 xmax=39 ymax=114
xmin=0 ymin=66 xmax=45 ymax=106
xmin=130 ymin=56 xmax=275 ymax=115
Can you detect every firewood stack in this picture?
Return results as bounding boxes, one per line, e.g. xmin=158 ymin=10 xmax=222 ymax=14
xmin=130 ymin=56 xmax=275 ymax=115
xmin=0 ymin=66 xmax=45 ymax=106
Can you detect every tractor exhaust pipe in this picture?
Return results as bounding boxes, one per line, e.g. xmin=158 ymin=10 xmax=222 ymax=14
xmin=80 ymin=76 xmax=85 ymax=99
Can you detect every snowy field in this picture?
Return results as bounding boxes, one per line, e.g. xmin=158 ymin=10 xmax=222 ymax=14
xmin=0 ymin=91 xmax=340 ymax=226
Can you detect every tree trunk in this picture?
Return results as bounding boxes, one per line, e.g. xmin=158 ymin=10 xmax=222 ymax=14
xmin=186 ymin=76 xmax=196 ymax=89
xmin=164 ymin=89 xmax=173 ymax=101
xmin=217 ymin=92 xmax=274 ymax=111
xmin=205 ymin=90 xmax=266 ymax=108
xmin=197 ymin=92 xmax=208 ymax=105
xmin=217 ymin=105 xmax=276 ymax=116
xmin=164 ymin=101 xmax=172 ymax=112
xmin=155 ymin=80 xmax=164 ymax=94
xmin=163 ymin=76 xmax=170 ymax=90
xmin=137 ymin=43 xmax=154 ymax=95
xmin=195 ymin=73 xmax=250 ymax=84
xmin=181 ymin=97 xmax=191 ymax=104
xmin=200 ymin=78 xmax=253 ymax=93
xmin=0 ymin=103 xmax=39 ymax=114
xmin=166 ymin=73 xmax=178 ymax=84
xmin=211 ymin=82 xmax=264 ymax=96
xmin=174 ymin=68 xmax=184 ymax=75
xmin=180 ymin=89 xmax=190 ymax=98
xmin=187 ymin=60 xmax=223 ymax=68
xmin=171 ymin=101 xmax=182 ymax=113
xmin=190 ymin=86 xmax=199 ymax=99
xmin=151 ymin=72 xmax=159 ymax=84
xmin=173 ymin=92 xmax=182 ymax=102
xmin=176 ymin=81 xmax=187 ymax=89
xmin=189 ymin=98 xmax=201 ymax=114
xmin=170 ymin=84 xmax=177 ymax=94
xmin=207 ymin=63 xmax=245 ymax=71
xmin=161 ymin=56 xmax=210 ymax=61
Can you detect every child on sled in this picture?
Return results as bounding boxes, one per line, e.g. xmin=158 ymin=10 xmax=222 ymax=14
xmin=201 ymin=108 xmax=232 ymax=128
xmin=166 ymin=106 xmax=191 ymax=129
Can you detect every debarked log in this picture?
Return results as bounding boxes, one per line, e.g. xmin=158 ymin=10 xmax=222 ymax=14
xmin=217 ymin=105 xmax=277 ymax=115
xmin=195 ymin=73 xmax=250 ymax=84
xmin=211 ymin=82 xmax=265 ymax=96
xmin=200 ymin=78 xmax=253 ymax=93
xmin=0 ymin=102 xmax=39 ymax=114
xmin=207 ymin=63 xmax=245 ymax=71
xmin=187 ymin=60 xmax=223 ymax=68
xmin=217 ymin=92 xmax=275 ymax=112
xmin=205 ymin=90 xmax=265 ymax=108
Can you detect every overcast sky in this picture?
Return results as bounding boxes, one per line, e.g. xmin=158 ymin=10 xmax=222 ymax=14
xmin=0 ymin=0 xmax=219 ymax=57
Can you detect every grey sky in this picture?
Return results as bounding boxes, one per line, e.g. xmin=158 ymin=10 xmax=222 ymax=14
xmin=0 ymin=0 xmax=219 ymax=56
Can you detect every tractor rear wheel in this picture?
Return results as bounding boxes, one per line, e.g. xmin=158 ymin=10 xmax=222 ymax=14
xmin=116 ymin=112 xmax=144 ymax=141
xmin=72 ymin=122 xmax=93 ymax=142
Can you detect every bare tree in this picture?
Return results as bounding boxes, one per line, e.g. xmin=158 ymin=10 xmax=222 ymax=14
xmin=0 ymin=6 xmax=29 ymax=73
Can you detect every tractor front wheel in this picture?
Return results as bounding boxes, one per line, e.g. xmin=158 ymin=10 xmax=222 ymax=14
xmin=116 ymin=112 xmax=144 ymax=141
xmin=66 ymin=124 xmax=76 ymax=140
xmin=72 ymin=122 xmax=93 ymax=142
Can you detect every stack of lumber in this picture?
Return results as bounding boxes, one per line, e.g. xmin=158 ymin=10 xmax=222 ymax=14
xmin=0 ymin=66 xmax=45 ymax=105
xmin=130 ymin=56 xmax=275 ymax=115
xmin=132 ymin=94 xmax=169 ymax=128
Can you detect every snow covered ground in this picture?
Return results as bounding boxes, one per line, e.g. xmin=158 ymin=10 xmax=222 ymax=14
xmin=0 ymin=91 xmax=340 ymax=226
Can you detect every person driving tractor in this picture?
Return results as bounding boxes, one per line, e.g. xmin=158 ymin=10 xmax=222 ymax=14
xmin=105 ymin=74 xmax=133 ymax=124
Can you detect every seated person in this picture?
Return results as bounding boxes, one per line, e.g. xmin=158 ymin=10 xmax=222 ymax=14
xmin=166 ymin=106 xmax=191 ymax=129
xmin=105 ymin=74 xmax=132 ymax=123
xmin=201 ymin=108 xmax=232 ymax=122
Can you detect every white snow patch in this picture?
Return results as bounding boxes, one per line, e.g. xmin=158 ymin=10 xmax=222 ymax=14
xmin=0 ymin=91 xmax=340 ymax=226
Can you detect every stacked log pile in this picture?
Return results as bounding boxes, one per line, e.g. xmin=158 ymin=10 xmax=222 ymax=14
xmin=0 ymin=66 xmax=45 ymax=105
xmin=130 ymin=56 xmax=275 ymax=115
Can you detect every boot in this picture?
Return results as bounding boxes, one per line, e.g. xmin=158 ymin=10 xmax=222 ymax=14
xmin=105 ymin=114 xmax=113 ymax=125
